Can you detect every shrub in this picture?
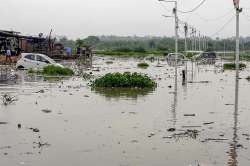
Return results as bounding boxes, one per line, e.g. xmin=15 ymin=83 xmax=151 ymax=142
xmin=137 ymin=62 xmax=149 ymax=69
xmin=223 ymin=63 xmax=246 ymax=70
xmin=91 ymin=72 xmax=156 ymax=88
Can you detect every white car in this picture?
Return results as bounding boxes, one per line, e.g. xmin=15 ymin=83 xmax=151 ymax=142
xmin=166 ymin=53 xmax=186 ymax=67
xmin=166 ymin=53 xmax=186 ymax=61
xmin=16 ymin=53 xmax=63 ymax=70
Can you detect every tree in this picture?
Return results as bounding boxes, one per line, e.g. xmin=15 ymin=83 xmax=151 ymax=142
xmin=76 ymin=39 xmax=85 ymax=47
xmin=83 ymin=36 xmax=100 ymax=46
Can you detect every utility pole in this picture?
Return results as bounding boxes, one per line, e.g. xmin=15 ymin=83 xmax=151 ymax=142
xmin=184 ymin=23 xmax=188 ymax=82
xmin=159 ymin=0 xmax=178 ymax=54
xmin=235 ymin=4 xmax=242 ymax=79
xmin=173 ymin=1 xmax=178 ymax=87
xmin=194 ymin=29 xmax=197 ymax=51
xmin=198 ymin=32 xmax=201 ymax=51
xmin=192 ymin=28 xmax=195 ymax=51
xmin=159 ymin=0 xmax=178 ymax=84
xmin=202 ymin=36 xmax=205 ymax=51
xmin=184 ymin=24 xmax=188 ymax=56
xmin=224 ymin=40 xmax=226 ymax=62
xmin=234 ymin=0 xmax=242 ymax=114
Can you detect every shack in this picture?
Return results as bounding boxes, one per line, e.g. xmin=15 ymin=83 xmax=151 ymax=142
xmin=0 ymin=30 xmax=52 ymax=56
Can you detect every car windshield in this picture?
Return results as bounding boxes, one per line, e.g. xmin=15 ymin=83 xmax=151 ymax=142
xmin=24 ymin=54 xmax=35 ymax=60
xmin=38 ymin=54 xmax=56 ymax=64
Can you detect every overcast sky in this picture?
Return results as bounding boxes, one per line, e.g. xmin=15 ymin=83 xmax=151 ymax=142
xmin=0 ymin=0 xmax=250 ymax=39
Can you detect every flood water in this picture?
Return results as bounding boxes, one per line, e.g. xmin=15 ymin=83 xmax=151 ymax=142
xmin=0 ymin=56 xmax=250 ymax=166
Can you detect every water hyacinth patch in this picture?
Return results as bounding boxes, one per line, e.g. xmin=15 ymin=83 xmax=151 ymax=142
xmin=223 ymin=63 xmax=246 ymax=70
xmin=137 ymin=62 xmax=149 ymax=69
xmin=91 ymin=72 xmax=156 ymax=88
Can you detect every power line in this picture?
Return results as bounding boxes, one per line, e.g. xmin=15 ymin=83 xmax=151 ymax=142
xmin=242 ymin=12 xmax=250 ymax=21
xmin=196 ymin=8 xmax=234 ymax=22
xmin=178 ymin=0 xmax=207 ymax=14
xmin=159 ymin=2 xmax=173 ymax=13
xmin=210 ymin=15 xmax=235 ymax=37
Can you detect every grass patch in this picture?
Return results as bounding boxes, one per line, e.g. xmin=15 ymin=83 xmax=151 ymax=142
xmin=137 ymin=62 xmax=149 ymax=69
xmin=223 ymin=63 xmax=246 ymax=70
xmin=91 ymin=72 xmax=156 ymax=88
xmin=28 ymin=65 xmax=74 ymax=76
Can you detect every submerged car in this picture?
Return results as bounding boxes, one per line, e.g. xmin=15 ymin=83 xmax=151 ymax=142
xmin=193 ymin=52 xmax=217 ymax=64
xmin=166 ymin=53 xmax=186 ymax=61
xmin=16 ymin=53 xmax=63 ymax=69
xmin=193 ymin=52 xmax=217 ymax=60
xmin=166 ymin=53 xmax=186 ymax=66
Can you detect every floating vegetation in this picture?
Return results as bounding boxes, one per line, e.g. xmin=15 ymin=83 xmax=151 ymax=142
xmin=43 ymin=65 xmax=74 ymax=76
xmin=28 ymin=68 xmax=41 ymax=74
xmin=28 ymin=65 xmax=74 ymax=76
xmin=82 ymin=72 xmax=94 ymax=80
xmin=223 ymin=63 xmax=246 ymax=70
xmin=137 ymin=62 xmax=149 ymax=69
xmin=91 ymin=72 xmax=156 ymax=88
xmin=105 ymin=61 xmax=114 ymax=64
xmin=92 ymin=87 xmax=154 ymax=99
xmin=1 ymin=94 xmax=17 ymax=105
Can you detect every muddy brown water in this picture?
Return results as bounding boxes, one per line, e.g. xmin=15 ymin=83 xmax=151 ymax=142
xmin=0 ymin=57 xmax=250 ymax=166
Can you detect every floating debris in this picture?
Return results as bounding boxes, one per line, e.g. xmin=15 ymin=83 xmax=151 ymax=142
xmin=184 ymin=114 xmax=196 ymax=117
xmin=188 ymin=81 xmax=210 ymax=84
xmin=35 ymin=89 xmax=45 ymax=93
xmin=148 ymin=132 xmax=156 ymax=138
xmin=131 ymin=140 xmax=139 ymax=143
xmin=28 ymin=128 xmax=40 ymax=133
xmin=203 ymin=122 xmax=215 ymax=125
xmin=205 ymin=138 xmax=228 ymax=141
xmin=41 ymin=109 xmax=52 ymax=113
xmin=182 ymin=125 xmax=202 ymax=128
xmin=0 ymin=146 xmax=11 ymax=150
xmin=1 ymin=94 xmax=17 ymax=105
xmin=167 ymin=128 xmax=176 ymax=132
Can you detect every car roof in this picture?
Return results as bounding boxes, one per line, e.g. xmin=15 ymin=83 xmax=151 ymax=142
xmin=21 ymin=53 xmax=48 ymax=58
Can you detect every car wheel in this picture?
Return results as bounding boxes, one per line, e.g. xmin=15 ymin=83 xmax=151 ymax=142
xmin=17 ymin=65 xmax=25 ymax=70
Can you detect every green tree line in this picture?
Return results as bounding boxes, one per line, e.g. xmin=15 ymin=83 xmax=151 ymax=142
xmin=57 ymin=35 xmax=250 ymax=53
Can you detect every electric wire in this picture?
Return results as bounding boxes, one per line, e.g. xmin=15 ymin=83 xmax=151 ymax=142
xmin=178 ymin=0 xmax=207 ymax=14
xmin=196 ymin=8 xmax=234 ymax=22
xmin=210 ymin=14 xmax=235 ymax=37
